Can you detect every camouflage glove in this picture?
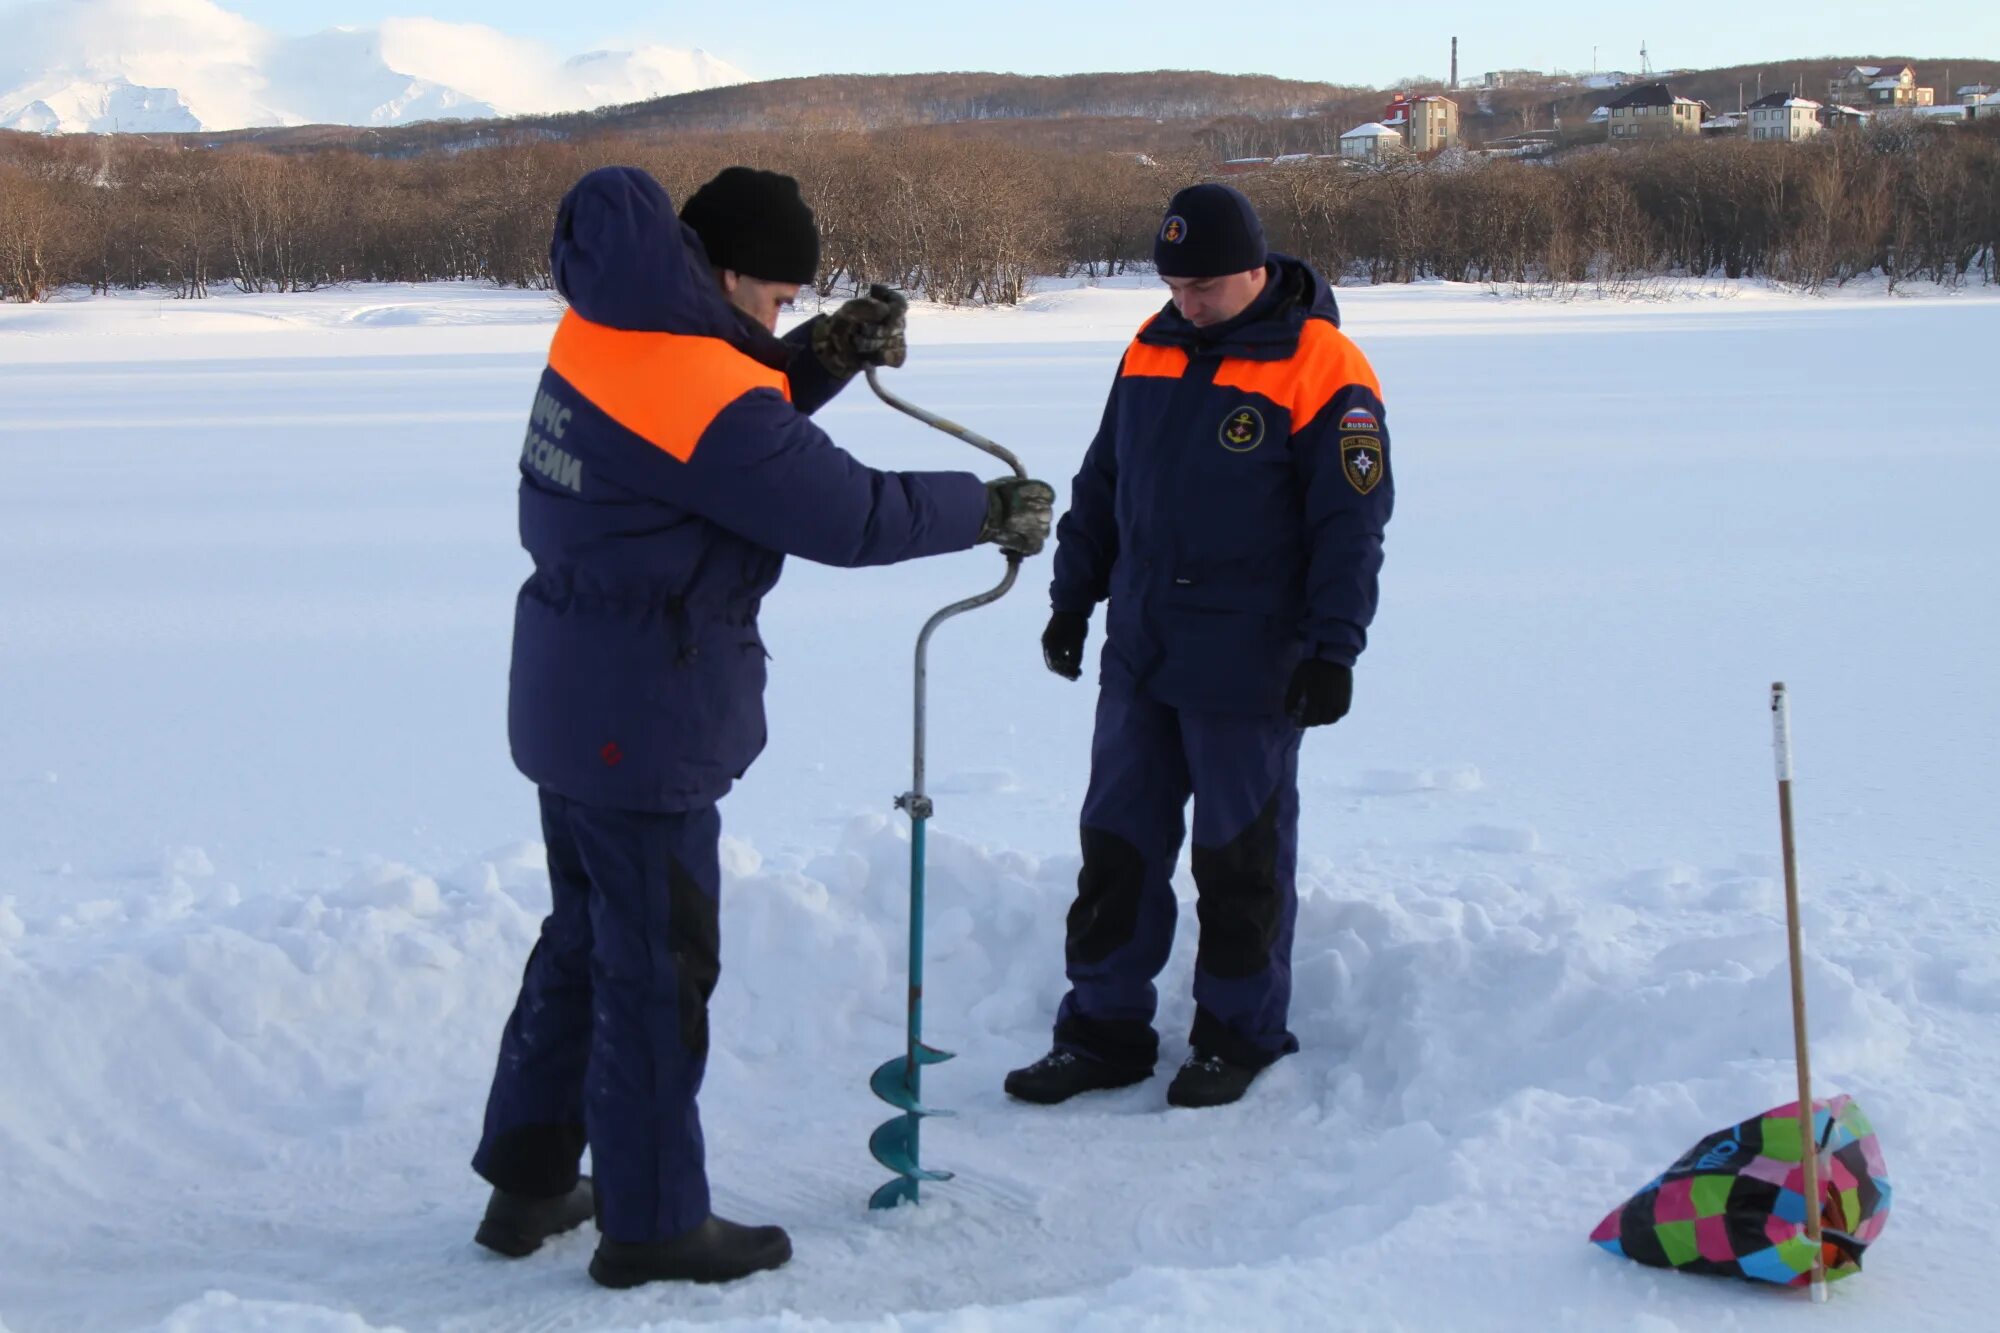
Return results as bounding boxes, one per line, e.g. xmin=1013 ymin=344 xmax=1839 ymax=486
xmin=979 ymin=479 xmax=1056 ymax=557
xmin=812 ymin=282 xmax=908 ymax=377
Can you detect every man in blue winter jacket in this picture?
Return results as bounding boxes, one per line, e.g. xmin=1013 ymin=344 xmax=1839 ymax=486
xmin=1006 ymin=183 xmax=1393 ymax=1111
xmin=468 ymin=165 xmax=1054 ymax=1287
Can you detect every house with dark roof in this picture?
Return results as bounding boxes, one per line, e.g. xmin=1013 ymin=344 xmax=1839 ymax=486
xmin=1603 ymin=83 xmax=1708 ymax=141
xmin=1748 ymin=92 xmax=1823 ymax=142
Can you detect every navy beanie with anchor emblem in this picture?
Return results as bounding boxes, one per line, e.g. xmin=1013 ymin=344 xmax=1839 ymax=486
xmin=1154 ymin=183 xmax=1268 ymax=278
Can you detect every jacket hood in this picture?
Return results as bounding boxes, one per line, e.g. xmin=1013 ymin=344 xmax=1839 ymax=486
xmin=1140 ymin=253 xmax=1342 ymax=359
xmin=1283 ymin=254 xmax=1343 ymax=328
xmin=549 ymin=166 xmax=746 ymax=343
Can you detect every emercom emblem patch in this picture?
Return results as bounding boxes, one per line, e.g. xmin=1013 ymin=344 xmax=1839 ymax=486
xmin=1341 ymin=435 xmax=1384 ymax=494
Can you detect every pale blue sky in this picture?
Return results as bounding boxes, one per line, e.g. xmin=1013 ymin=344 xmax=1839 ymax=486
xmin=22 ymin=2 xmax=1997 ymax=85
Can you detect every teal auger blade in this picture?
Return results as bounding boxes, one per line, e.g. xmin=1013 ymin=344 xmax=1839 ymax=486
xmin=914 ymin=1042 xmax=956 ymax=1066
xmin=869 ymin=1056 xmax=960 ymax=1116
xmin=869 ymin=1116 xmax=956 ymax=1182
xmin=869 ymin=1176 xmax=921 ymax=1211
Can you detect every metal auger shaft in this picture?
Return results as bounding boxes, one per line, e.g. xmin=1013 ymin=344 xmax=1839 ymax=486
xmin=865 ymin=365 xmax=1026 ymax=1210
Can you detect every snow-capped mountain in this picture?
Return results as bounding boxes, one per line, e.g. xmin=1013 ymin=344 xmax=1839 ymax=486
xmin=0 ymin=75 xmax=203 ymax=135
xmin=0 ymin=0 xmax=749 ymax=134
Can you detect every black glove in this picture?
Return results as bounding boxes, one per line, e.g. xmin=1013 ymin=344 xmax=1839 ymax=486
xmin=979 ymin=478 xmax=1055 ymax=556
xmin=1042 ymin=611 xmax=1088 ymax=681
xmin=1285 ymin=658 xmax=1352 ymax=728
xmin=812 ymin=282 xmax=908 ymax=377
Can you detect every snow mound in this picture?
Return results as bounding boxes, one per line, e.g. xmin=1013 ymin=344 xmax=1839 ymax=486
xmin=0 ymin=816 xmax=1927 ymax=1329
xmin=149 ymin=1292 xmax=405 ymax=1332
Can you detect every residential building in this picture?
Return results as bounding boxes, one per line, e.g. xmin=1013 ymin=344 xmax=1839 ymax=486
xmin=1701 ymin=111 xmax=1748 ymax=136
xmin=1829 ymin=65 xmax=1934 ymax=108
xmin=1819 ymin=104 xmax=1871 ymax=132
xmin=1827 ymin=65 xmax=1883 ymax=104
xmin=1384 ymin=93 xmax=1461 ymax=152
xmin=1603 ymin=83 xmax=1708 ymax=141
xmin=1747 ymin=92 xmax=1823 ymax=142
xmin=1483 ymin=69 xmax=1543 ymax=89
xmin=1976 ymin=92 xmax=2000 ymax=121
xmin=1959 ymin=84 xmax=1997 ymax=106
xmin=1340 ymin=122 xmax=1406 ymax=161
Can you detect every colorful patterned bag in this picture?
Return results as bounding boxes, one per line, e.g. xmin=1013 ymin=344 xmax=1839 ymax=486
xmin=1592 ymin=1095 xmax=1891 ymax=1287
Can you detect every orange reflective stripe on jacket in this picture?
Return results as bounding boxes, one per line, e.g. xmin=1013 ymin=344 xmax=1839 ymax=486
xmin=1120 ymin=340 xmax=1192 ymax=380
xmin=1213 ymin=320 xmax=1381 ymax=430
xmin=546 ymin=311 xmax=791 ymax=463
xmin=1118 ymin=317 xmax=1380 ymax=431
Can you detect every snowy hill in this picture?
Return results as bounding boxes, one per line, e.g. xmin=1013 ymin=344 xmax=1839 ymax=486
xmin=0 ymin=0 xmax=749 ymax=134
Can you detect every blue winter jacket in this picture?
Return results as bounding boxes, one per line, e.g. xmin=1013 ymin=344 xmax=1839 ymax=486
xmin=1050 ymin=256 xmax=1393 ymax=716
xmin=509 ymin=167 xmax=990 ymax=813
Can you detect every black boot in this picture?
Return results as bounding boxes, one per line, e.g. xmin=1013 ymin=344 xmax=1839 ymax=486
xmin=589 ymin=1215 xmax=793 ymax=1287
xmin=1165 ymin=1052 xmax=1261 ymax=1109
xmin=1003 ymin=1049 xmax=1151 ymax=1105
xmin=474 ymin=1177 xmax=596 ymax=1257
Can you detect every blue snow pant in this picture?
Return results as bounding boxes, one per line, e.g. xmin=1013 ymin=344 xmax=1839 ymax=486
xmin=1054 ymin=686 xmax=1303 ymax=1072
xmin=472 ymin=789 xmax=722 ymax=1244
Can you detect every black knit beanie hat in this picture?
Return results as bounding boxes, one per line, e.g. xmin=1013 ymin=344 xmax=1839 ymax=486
xmin=679 ymin=166 xmax=819 ymax=284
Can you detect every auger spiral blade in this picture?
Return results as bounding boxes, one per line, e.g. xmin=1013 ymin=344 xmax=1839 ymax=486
xmin=870 ymin=1051 xmax=958 ymax=1116
xmin=868 ymin=1176 xmax=921 ymax=1211
xmin=868 ymin=1115 xmax=956 ymax=1183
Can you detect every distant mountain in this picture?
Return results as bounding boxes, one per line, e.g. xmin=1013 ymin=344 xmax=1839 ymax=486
xmin=0 ymin=0 xmax=749 ymax=134
xmin=0 ymin=76 xmax=203 ymax=135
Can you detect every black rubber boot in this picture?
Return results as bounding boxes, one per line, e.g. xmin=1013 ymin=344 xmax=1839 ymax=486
xmin=589 ymin=1215 xmax=793 ymax=1287
xmin=474 ymin=1177 xmax=596 ymax=1257
xmin=1003 ymin=1049 xmax=1151 ymax=1105
xmin=1165 ymin=1052 xmax=1261 ymax=1109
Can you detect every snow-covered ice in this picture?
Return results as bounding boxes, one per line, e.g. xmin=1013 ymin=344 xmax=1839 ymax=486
xmin=2 ymin=278 xmax=1998 ymax=1331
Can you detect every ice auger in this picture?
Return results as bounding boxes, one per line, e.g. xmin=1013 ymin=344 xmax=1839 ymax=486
xmin=863 ymin=365 xmax=1026 ymax=1210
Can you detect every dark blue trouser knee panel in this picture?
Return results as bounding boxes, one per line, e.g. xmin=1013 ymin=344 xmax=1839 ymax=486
xmin=1055 ymin=687 xmax=1302 ymax=1071
xmin=473 ymin=790 xmax=722 ymax=1243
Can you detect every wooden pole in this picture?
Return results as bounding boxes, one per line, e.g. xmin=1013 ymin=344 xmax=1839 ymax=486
xmin=1772 ymin=682 xmax=1828 ymax=1302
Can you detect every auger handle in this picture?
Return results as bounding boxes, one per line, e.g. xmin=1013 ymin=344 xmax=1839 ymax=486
xmin=867 ymin=364 xmax=1029 ymax=808
xmin=866 ymin=367 xmax=1028 ymax=480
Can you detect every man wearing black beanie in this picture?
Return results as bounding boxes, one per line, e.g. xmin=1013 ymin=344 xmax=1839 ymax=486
xmin=1009 ymin=182 xmax=1395 ymax=1112
xmin=470 ymin=166 xmax=1054 ymax=1289
xmin=679 ymin=165 xmax=909 ymax=384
